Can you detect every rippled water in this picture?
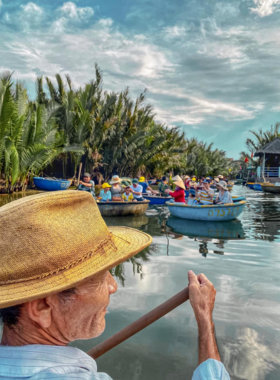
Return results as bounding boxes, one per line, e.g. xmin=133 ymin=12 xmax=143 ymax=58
xmin=2 ymin=187 xmax=280 ymax=380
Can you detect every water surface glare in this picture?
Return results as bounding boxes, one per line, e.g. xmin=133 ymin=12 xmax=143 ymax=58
xmin=1 ymin=187 xmax=280 ymax=380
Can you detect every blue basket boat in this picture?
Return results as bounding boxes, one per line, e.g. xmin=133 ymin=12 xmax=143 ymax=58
xmin=33 ymin=177 xmax=71 ymax=191
xmin=166 ymin=201 xmax=246 ymax=221
xmin=246 ymin=182 xmax=255 ymax=189
xmin=143 ymin=195 xmax=172 ymax=205
xmin=253 ymin=183 xmax=263 ymax=191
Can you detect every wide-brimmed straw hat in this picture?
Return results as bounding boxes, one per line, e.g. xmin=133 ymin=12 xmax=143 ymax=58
xmin=0 ymin=191 xmax=152 ymax=308
xmin=173 ymin=176 xmax=186 ymax=190
xmin=110 ymin=175 xmax=121 ymax=184
xmin=216 ymin=180 xmax=228 ymax=190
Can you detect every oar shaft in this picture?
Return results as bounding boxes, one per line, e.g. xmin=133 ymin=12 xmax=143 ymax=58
xmin=87 ymin=287 xmax=189 ymax=360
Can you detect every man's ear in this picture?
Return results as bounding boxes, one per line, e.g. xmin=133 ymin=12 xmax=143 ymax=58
xmin=26 ymin=298 xmax=53 ymax=328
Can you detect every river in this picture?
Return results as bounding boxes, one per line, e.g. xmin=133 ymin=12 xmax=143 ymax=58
xmin=1 ymin=186 xmax=280 ymax=379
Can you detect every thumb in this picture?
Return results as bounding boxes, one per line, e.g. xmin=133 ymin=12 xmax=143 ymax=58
xmin=188 ymin=270 xmax=199 ymax=287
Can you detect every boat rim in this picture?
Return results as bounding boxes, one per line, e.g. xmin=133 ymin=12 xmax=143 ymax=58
xmin=166 ymin=200 xmax=246 ymax=208
xmin=97 ymin=200 xmax=150 ymax=205
xmin=33 ymin=177 xmax=71 ymax=182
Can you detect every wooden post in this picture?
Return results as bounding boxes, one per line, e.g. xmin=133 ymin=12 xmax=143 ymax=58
xmin=76 ymin=163 xmax=82 ymax=187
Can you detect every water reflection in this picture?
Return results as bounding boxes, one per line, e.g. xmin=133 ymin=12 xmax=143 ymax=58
xmin=166 ymin=217 xmax=245 ymax=256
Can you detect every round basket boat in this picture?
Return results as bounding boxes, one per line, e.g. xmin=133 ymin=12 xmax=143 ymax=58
xmin=33 ymin=177 xmax=71 ymax=191
xmin=97 ymin=201 xmax=150 ymax=217
xmin=261 ymin=184 xmax=280 ymax=194
xmin=142 ymin=194 xmax=172 ymax=205
xmin=166 ymin=201 xmax=246 ymax=221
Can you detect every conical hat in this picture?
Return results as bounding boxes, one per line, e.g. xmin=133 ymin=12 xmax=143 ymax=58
xmin=173 ymin=176 xmax=186 ymax=190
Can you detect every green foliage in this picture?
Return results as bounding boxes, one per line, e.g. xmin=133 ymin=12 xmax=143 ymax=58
xmin=0 ymin=69 xmax=234 ymax=192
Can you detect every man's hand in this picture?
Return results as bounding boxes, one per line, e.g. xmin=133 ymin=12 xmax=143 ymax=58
xmin=188 ymin=270 xmax=216 ymax=323
xmin=188 ymin=270 xmax=221 ymax=364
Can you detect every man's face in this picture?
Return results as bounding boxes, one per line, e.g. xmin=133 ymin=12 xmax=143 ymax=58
xmin=133 ymin=183 xmax=137 ymax=188
xmin=83 ymin=176 xmax=90 ymax=183
xmin=50 ymin=270 xmax=118 ymax=342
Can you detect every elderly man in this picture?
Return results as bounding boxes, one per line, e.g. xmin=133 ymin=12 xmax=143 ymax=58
xmin=77 ymin=172 xmax=95 ymax=196
xmin=0 ymin=191 xmax=229 ymax=379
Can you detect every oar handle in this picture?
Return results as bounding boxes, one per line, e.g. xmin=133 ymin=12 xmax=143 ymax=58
xmin=87 ymin=287 xmax=189 ymax=360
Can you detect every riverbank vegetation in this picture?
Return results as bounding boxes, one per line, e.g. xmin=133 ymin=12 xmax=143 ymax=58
xmin=0 ymin=67 xmax=234 ymax=193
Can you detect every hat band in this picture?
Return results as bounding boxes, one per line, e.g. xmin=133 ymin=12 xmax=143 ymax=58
xmin=0 ymin=234 xmax=121 ymax=286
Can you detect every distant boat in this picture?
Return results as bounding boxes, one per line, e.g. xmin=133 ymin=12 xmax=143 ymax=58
xmin=143 ymin=194 xmax=172 ymax=205
xmin=253 ymin=183 xmax=263 ymax=191
xmin=261 ymin=184 xmax=280 ymax=194
xmin=97 ymin=200 xmax=149 ymax=216
xmin=246 ymin=182 xmax=255 ymax=189
xmin=166 ymin=201 xmax=246 ymax=221
xmin=33 ymin=177 xmax=71 ymax=191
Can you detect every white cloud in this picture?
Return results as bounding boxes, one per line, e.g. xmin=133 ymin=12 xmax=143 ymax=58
xmin=52 ymin=2 xmax=94 ymax=33
xmin=251 ymin=0 xmax=280 ymax=17
xmin=21 ymin=2 xmax=43 ymax=14
xmin=60 ymin=2 xmax=94 ymax=20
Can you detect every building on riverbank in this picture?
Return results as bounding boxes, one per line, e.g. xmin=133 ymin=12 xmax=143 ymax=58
xmin=254 ymin=137 xmax=280 ymax=183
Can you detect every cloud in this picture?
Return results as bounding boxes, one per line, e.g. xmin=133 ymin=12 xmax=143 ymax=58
xmin=60 ymin=2 xmax=94 ymax=20
xmin=251 ymin=0 xmax=280 ymax=17
xmin=21 ymin=2 xmax=43 ymax=15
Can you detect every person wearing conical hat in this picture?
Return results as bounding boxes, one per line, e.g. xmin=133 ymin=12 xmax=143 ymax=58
xmin=165 ymin=176 xmax=186 ymax=203
xmin=0 ymin=191 xmax=229 ymax=379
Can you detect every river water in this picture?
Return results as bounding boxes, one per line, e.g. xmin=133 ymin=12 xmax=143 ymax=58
xmin=1 ymin=186 xmax=280 ymax=380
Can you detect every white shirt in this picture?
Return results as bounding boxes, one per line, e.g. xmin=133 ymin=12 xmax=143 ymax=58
xmin=0 ymin=345 xmax=230 ymax=380
xmin=129 ymin=184 xmax=143 ymax=199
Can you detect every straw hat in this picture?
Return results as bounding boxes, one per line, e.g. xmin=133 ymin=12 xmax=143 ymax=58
xmin=173 ymin=176 xmax=186 ymax=190
xmin=216 ymin=180 xmax=228 ymax=190
xmin=218 ymin=175 xmax=223 ymax=179
xmin=0 ymin=191 xmax=152 ymax=308
xmin=102 ymin=183 xmax=111 ymax=189
xmin=110 ymin=175 xmax=121 ymax=184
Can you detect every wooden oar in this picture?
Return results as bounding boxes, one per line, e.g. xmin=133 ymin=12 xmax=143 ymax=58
xmin=76 ymin=163 xmax=82 ymax=188
xmin=87 ymin=287 xmax=189 ymax=360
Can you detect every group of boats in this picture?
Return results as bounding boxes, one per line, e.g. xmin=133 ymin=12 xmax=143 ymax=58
xmin=33 ymin=176 xmax=246 ymax=222
xmin=245 ymin=182 xmax=280 ymax=193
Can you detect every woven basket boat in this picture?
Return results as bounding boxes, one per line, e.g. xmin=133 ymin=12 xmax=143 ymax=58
xmin=97 ymin=201 xmax=150 ymax=216
xmin=166 ymin=201 xmax=246 ymax=221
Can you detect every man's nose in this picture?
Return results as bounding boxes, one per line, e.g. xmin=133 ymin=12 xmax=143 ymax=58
xmin=107 ymin=271 xmax=118 ymax=295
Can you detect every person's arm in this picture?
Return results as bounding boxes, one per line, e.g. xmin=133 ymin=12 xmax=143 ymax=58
xmin=188 ymin=271 xmax=220 ymax=364
xmin=208 ymin=189 xmax=215 ymax=199
xmin=79 ymin=181 xmax=93 ymax=188
xmin=189 ymin=270 xmax=230 ymax=379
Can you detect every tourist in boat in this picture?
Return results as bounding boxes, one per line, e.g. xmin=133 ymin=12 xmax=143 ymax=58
xmin=197 ymin=179 xmax=215 ymax=205
xmin=99 ymin=183 xmax=112 ymax=202
xmin=165 ymin=176 xmax=186 ymax=203
xmin=197 ymin=177 xmax=204 ymax=190
xmin=187 ymin=189 xmax=199 ymax=205
xmin=189 ymin=177 xmax=197 ymax=189
xmin=77 ymin=172 xmax=95 ymax=196
xmin=110 ymin=175 xmax=124 ymax=201
xmin=122 ymin=186 xmax=136 ymax=202
xmin=130 ymin=178 xmax=144 ymax=201
xmin=139 ymin=176 xmax=157 ymax=195
xmin=215 ymin=181 xmax=233 ymax=204
xmin=184 ymin=175 xmax=191 ymax=189
xmin=158 ymin=176 xmax=170 ymax=196
xmin=0 ymin=191 xmax=229 ymax=380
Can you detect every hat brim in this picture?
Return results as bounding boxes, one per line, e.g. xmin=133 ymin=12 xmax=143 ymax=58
xmin=174 ymin=181 xmax=186 ymax=190
xmin=0 ymin=227 xmax=152 ymax=308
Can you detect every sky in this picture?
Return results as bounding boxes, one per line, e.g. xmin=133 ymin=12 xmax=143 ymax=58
xmin=1 ymin=0 xmax=280 ymax=158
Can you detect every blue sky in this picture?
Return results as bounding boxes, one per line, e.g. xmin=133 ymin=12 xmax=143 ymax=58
xmin=1 ymin=0 xmax=280 ymax=158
